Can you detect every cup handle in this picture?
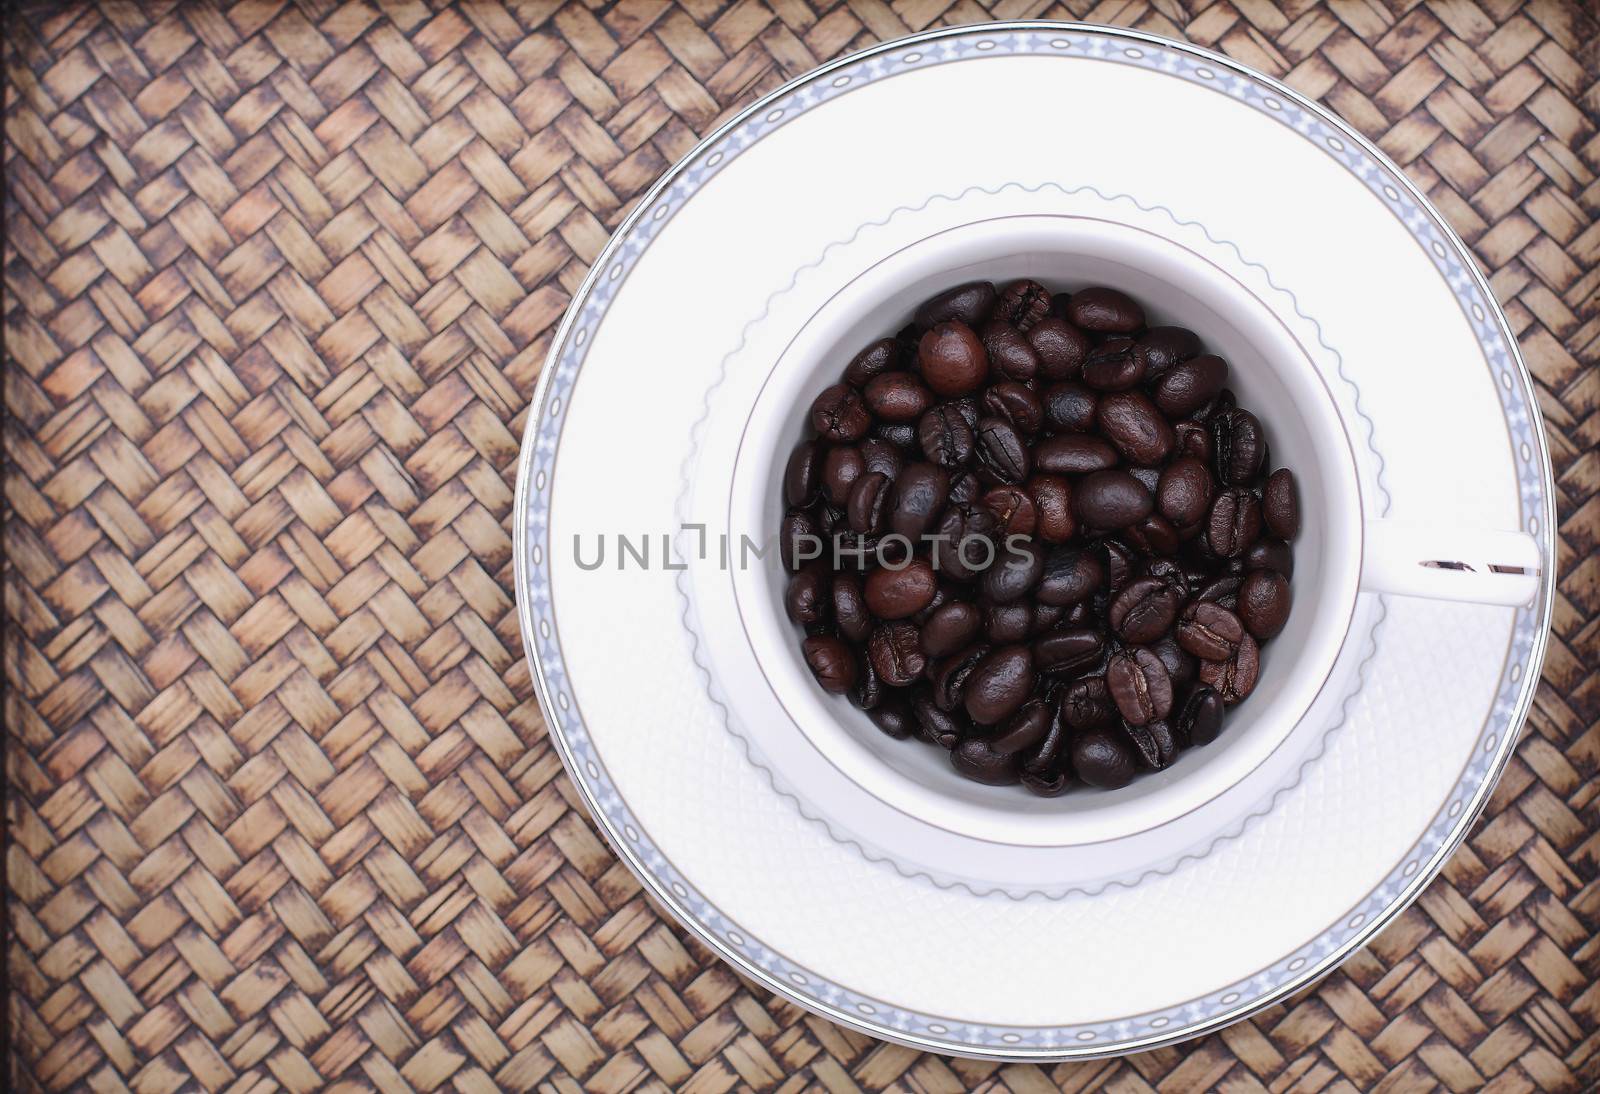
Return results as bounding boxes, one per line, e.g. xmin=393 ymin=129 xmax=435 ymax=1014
xmin=1361 ymin=519 xmax=1542 ymax=607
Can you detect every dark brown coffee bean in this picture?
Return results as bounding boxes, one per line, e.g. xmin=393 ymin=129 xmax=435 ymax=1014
xmin=858 ymin=438 xmax=903 ymax=481
xmin=1071 ymin=728 xmax=1137 ymax=788
xmin=1173 ymin=421 xmax=1213 ymax=463
xmin=1032 ymin=600 xmax=1065 ymax=633
xmin=1033 ymin=627 xmax=1105 ymax=675
xmin=1034 ymin=434 xmax=1119 ymax=476
xmin=1263 ymin=468 xmax=1299 ymax=540
xmin=1106 ymin=646 xmax=1172 ymax=725
xmin=1028 ymin=474 xmax=1075 ymax=543
xmin=1067 ymin=286 xmax=1145 ymax=332
xmin=847 ymin=471 xmax=890 ymax=534
xmin=784 ymin=441 xmax=821 ymax=508
xmin=1081 ymin=337 xmax=1144 ymax=390
xmin=1238 ymin=569 xmax=1290 ymax=640
xmin=864 ymin=560 xmax=937 ymax=619
xmin=1097 ymin=391 xmax=1174 ymax=465
xmin=781 ymin=508 xmax=818 ymax=571
xmin=1207 ymin=488 xmax=1262 ymax=558
xmin=1199 ymin=632 xmax=1260 ymax=703
xmin=918 ymin=320 xmax=988 ymax=397
xmin=1103 ymin=539 xmax=1137 ymax=594
xmin=1148 ymin=633 xmax=1197 ymax=689
xmin=932 ymin=644 xmax=991 ymax=711
xmin=1245 ymin=538 xmax=1294 ymax=578
xmin=981 ymin=322 xmax=1040 ymax=381
xmin=921 ymin=601 xmax=981 ymax=659
xmin=931 ymin=502 xmax=998 ymax=580
xmin=991 ymin=699 xmax=1053 ymax=754
xmin=786 ymin=567 xmax=826 ymax=625
xmin=984 ymin=602 xmax=1032 ymax=643
xmin=888 ymin=463 xmax=949 ymax=540
xmin=1152 ymin=354 xmax=1228 ymax=419
xmin=1132 ymin=326 xmax=1202 ymax=377
xmin=822 ymin=444 xmax=864 ymax=506
xmin=810 ymin=383 xmax=870 ymax=442
xmin=1176 ymin=601 xmax=1245 ymax=661
xmin=982 ymin=485 xmax=1036 ymax=537
xmin=1193 ymin=572 xmax=1244 ymax=608
xmin=867 ymin=694 xmax=914 ymax=738
xmin=995 ymin=279 xmax=1051 ymax=331
xmin=1073 ymin=469 xmax=1154 ymax=530
xmin=1042 ymin=382 xmax=1098 ymax=432
xmin=951 ymin=738 xmax=1022 ymax=784
xmin=1120 ymin=718 xmax=1176 ymax=769
xmin=1157 ymin=455 xmax=1214 ymax=527
xmin=981 ymin=538 xmax=1046 ymax=603
xmin=863 ymin=372 xmax=933 ymax=422
xmin=1213 ymin=408 xmax=1266 ymax=485
xmin=1176 ymin=686 xmax=1223 ymax=746
xmin=1107 ymin=577 xmax=1182 ymax=643
xmin=802 ymin=635 xmax=855 ymax=693
xmin=915 ymin=281 xmax=995 ymax=330
xmin=1125 ymin=513 xmax=1180 ymax=556
xmin=915 ymin=405 xmax=973 ymax=468
xmin=1027 ymin=317 xmax=1091 ymax=378
xmin=849 ymin=651 xmax=882 ymax=710
xmin=843 ymin=338 xmax=898 ymax=386
xmin=1062 ymin=676 xmax=1115 ymax=730
xmin=831 ymin=573 xmax=871 ymax=643
xmin=975 ymin=417 xmax=1029 ymax=483
xmin=1037 ymin=547 xmax=1104 ymax=606
xmin=868 ymin=622 xmax=926 ymax=686
xmin=983 ymin=381 xmax=1042 ymax=434
xmin=913 ymin=692 xmax=965 ymax=748
xmin=872 ymin=421 xmax=916 ymax=448
xmin=964 ymin=645 xmax=1035 ymax=724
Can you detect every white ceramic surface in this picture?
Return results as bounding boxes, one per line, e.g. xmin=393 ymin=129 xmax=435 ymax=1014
xmin=513 ymin=23 xmax=1554 ymax=1058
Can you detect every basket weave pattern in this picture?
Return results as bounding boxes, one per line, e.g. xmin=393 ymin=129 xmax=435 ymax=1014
xmin=5 ymin=2 xmax=1598 ymax=1090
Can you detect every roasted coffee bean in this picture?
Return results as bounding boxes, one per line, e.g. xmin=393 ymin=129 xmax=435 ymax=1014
xmin=1199 ymin=632 xmax=1260 ymax=703
xmin=784 ymin=441 xmax=821 ymax=507
xmin=964 ymin=645 xmax=1035 ymax=724
xmin=1081 ymin=337 xmax=1144 ymax=390
xmin=847 ymin=471 xmax=890 ymax=534
xmin=781 ymin=508 xmax=818 ymax=571
xmin=1263 ymin=469 xmax=1299 ymax=540
xmin=1027 ymin=317 xmax=1092 ymax=378
xmin=1173 ymin=420 xmax=1213 ymax=463
xmin=1108 ymin=577 xmax=1182 ymax=643
xmin=1062 ymin=676 xmax=1116 ymax=730
xmin=952 ymin=738 xmax=1022 ymax=784
xmin=921 ymin=601 xmax=981 ymax=658
xmin=975 ymin=417 xmax=1029 ymax=483
xmin=1194 ymin=387 xmax=1236 ymax=422
xmin=932 ymin=644 xmax=991 ymax=711
xmin=983 ymin=382 xmax=1043 ymax=434
xmin=1034 ymin=628 xmax=1105 ymax=675
xmin=1176 ymin=686 xmax=1224 ymax=746
xmin=1207 ymin=488 xmax=1262 ymax=558
xmin=1071 ymin=728 xmax=1137 ymax=788
xmin=1074 ymin=470 xmax=1154 ymax=530
xmin=1213 ymin=408 xmax=1267 ymax=485
xmin=1102 ymin=540 xmax=1137 ymax=594
xmin=918 ymin=321 xmax=988 ymax=397
xmin=1035 ymin=434 xmax=1119 ymax=474
xmin=913 ymin=692 xmax=964 ymax=749
xmin=859 ymin=438 xmax=903 ymax=481
xmin=991 ymin=700 xmax=1053 ymax=754
xmin=869 ymin=695 xmax=915 ymax=738
xmin=1098 ymin=391 xmax=1174 ymax=465
xmin=864 ymin=559 xmax=937 ymax=619
xmin=888 ymin=463 xmax=949 ymax=540
xmin=1244 ymin=538 xmax=1294 ymax=578
xmin=1067 ymin=286 xmax=1145 ymax=333
xmin=864 ymin=372 xmax=934 ymax=422
xmin=831 ymin=574 xmax=872 ymax=643
xmin=995 ymin=279 xmax=1052 ymax=331
xmin=1145 ymin=558 xmax=1190 ymax=596
xmin=1149 ymin=633 xmax=1198 ymax=689
xmin=1176 ymin=601 xmax=1245 ymax=661
xmin=849 ymin=652 xmax=881 ymax=709
xmin=1193 ymin=572 xmax=1244 ymax=607
xmin=843 ymin=338 xmax=898 ymax=386
xmin=1238 ymin=569 xmax=1290 ymax=640
xmin=915 ymin=281 xmax=995 ymax=330
xmin=1125 ymin=513 xmax=1180 ymax=556
xmin=868 ymin=622 xmax=926 ymax=686
xmin=785 ymin=567 xmax=827 ymax=625
xmin=1152 ymin=354 xmax=1228 ymax=419
xmin=1032 ymin=600 xmax=1065 ymax=632
xmin=810 ymin=383 xmax=870 ymax=442
xmin=982 ymin=486 xmax=1036 ymax=537
xmin=822 ymin=445 xmax=864 ymax=506
xmin=984 ymin=602 xmax=1033 ymax=643
xmin=1029 ymin=475 xmax=1075 ymax=543
xmin=1132 ymin=326 xmax=1201 ymax=377
xmin=1129 ymin=718 xmax=1178 ymax=769
xmin=916 ymin=405 xmax=974 ymax=468
xmin=950 ymin=396 xmax=980 ymax=429
xmin=1042 ymin=382 xmax=1098 ymax=433
xmin=1035 ymin=547 xmax=1105 ymax=607
xmin=931 ymin=502 xmax=998 ymax=579
xmin=981 ymin=322 xmax=1040 ymax=382
xmin=1157 ymin=455 xmax=1214 ymax=527
xmin=981 ymin=538 xmax=1046 ymax=603
xmin=872 ymin=421 xmax=917 ymax=448
xmin=802 ymin=635 xmax=856 ymax=693
xmin=1106 ymin=646 xmax=1173 ymax=725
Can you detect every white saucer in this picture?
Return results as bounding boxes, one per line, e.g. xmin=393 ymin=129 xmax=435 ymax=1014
xmin=513 ymin=23 xmax=1554 ymax=1058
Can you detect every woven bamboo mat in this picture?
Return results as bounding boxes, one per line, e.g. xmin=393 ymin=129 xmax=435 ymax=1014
xmin=3 ymin=1 xmax=1597 ymax=1090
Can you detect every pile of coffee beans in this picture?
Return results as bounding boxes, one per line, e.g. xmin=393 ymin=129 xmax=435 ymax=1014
xmin=782 ymin=279 xmax=1298 ymax=794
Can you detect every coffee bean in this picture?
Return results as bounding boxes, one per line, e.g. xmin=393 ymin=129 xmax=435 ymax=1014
xmin=1035 ymin=434 xmax=1119 ymax=475
xmin=932 ymin=643 xmax=990 ymax=711
xmin=847 ymin=471 xmax=890 ymax=534
xmin=1037 ymin=547 xmax=1104 ymax=606
xmin=982 ymin=485 xmax=1036 ymax=537
xmin=781 ymin=508 xmax=818 ymax=571
xmin=982 ymin=382 xmax=1042 ymax=434
xmin=1029 ymin=475 xmax=1075 ymax=543
xmin=1148 ymin=633 xmax=1198 ymax=689
xmin=831 ymin=574 xmax=871 ymax=643
xmin=1032 ymin=600 xmax=1065 ymax=632
xmin=1173 ymin=421 xmax=1213 ymax=464
xmin=849 ymin=651 xmax=882 ymax=709
xmin=921 ymin=601 xmax=981 ymax=659
xmin=1071 ymin=728 xmax=1137 ymax=788
xmin=931 ymin=502 xmax=998 ymax=580
xmin=1027 ymin=317 xmax=1091 ymax=378
xmin=864 ymin=559 xmax=937 ymax=619
xmin=1193 ymin=572 xmax=1244 ymax=607
xmin=785 ymin=567 xmax=826 ymax=625
xmin=1062 ymin=676 xmax=1116 ymax=730
xmin=913 ymin=692 xmax=964 ymax=749
xmin=981 ymin=538 xmax=1046 ymax=603
xmin=915 ymin=281 xmax=996 ymax=330
xmin=1245 ymin=538 xmax=1294 ymax=578
xmin=864 ymin=372 xmax=934 ymax=422
xmin=984 ymin=602 xmax=1033 ymax=643
xmin=868 ymin=622 xmax=926 ymax=686
xmin=1106 ymin=646 xmax=1173 ymax=725
xmin=1213 ymin=408 xmax=1266 ymax=485
xmin=918 ymin=321 xmax=988 ymax=397
xmin=1176 ymin=686 xmax=1224 ymax=746
xmin=1033 ymin=627 xmax=1105 ymax=675
xmin=964 ymin=645 xmax=1035 ymax=724
xmin=784 ymin=441 xmax=821 ymax=508
xmin=843 ymin=338 xmax=898 ymax=386
xmin=802 ymin=635 xmax=856 ymax=693
xmin=1081 ymin=337 xmax=1145 ymax=391
xmin=1157 ymin=455 xmax=1214 ymax=527
xmin=1152 ymin=354 xmax=1228 ymax=419
xmin=1176 ymin=601 xmax=1245 ymax=661
xmin=1103 ymin=539 xmax=1137 ymax=594
xmin=1067 ymin=286 xmax=1145 ymax=332
xmin=1207 ymin=488 xmax=1262 ymax=558
xmin=1108 ymin=576 xmax=1182 ymax=643
xmin=810 ymin=383 xmax=870 ymax=442
xmin=1097 ymin=390 xmax=1175 ymax=465
xmin=948 ymin=470 xmax=981 ymax=505
xmin=869 ymin=695 xmax=915 ymax=738
xmin=856 ymin=438 xmax=902 ymax=482
xmin=995 ymin=279 xmax=1051 ymax=331
xmin=1132 ymin=326 xmax=1201 ymax=377
xmin=991 ymin=699 xmax=1053 ymax=754
xmin=1125 ymin=513 xmax=1180 ymax=556
xmin=1074 ymin=470 xmax=1154 ymax=530
xmin=888 ymin=463 xmax=949 ymax=540
xmin=1042 ymin=382 xmax=1098 ymax=433
xmin=916 ymin=405 xmax=974 ymax=468
xmin=975 ymin=417 xmax=1029 ymax=483
xmin=822 ymin=445 xmax=864 ymax=506
xmin=1199 ymin=632 xmax=1260 ymax=703
xmin=981 ymin=322 xmax=1040 ymax=382
xmin=1263 ymin=468 xmax=1299 ymax=539
xmin=952 ymin=738 xmax=1022 ymax=784
xmin=1238 ymin=569 xmax=1290 ymax=640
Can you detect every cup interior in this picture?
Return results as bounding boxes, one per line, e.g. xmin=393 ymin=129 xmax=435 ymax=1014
xmin=733 ymin=215 xmax=1362 ymax=845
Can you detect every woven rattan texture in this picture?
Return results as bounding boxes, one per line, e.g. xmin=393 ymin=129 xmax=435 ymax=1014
xmin=3 ymin=1 xmax=1597 ymax=1091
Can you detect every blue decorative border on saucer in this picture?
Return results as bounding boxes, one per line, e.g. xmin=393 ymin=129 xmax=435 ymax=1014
xmin=513 ymin=24 xmax=1554 ymax=1060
